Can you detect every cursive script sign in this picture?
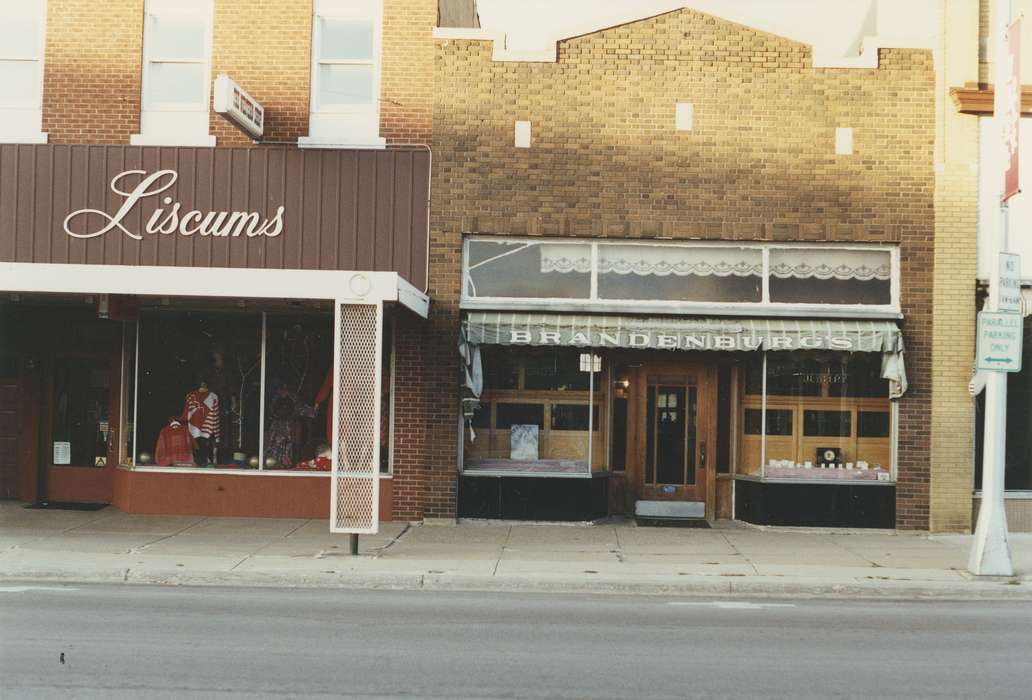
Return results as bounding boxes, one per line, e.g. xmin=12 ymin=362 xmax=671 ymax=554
xmin=63 ymin=170 xmax=285 ymax=240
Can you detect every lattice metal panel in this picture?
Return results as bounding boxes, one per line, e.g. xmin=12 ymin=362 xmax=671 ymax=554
xmin=330 ymin=302 xmax=381 ymax=534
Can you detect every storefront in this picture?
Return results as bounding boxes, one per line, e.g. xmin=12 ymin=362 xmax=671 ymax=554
xmin=457 ymin=236 xmax=905 ymax=527
xmin=0 ymin=144 xmax=431 ymax=528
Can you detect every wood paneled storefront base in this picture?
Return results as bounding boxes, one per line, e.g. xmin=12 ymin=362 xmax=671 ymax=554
xmin=112 ymin=469 xmax=395 ymax=521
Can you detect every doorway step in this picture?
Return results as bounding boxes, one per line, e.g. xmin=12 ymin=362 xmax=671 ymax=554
xmin=634 ymin=500 xmax=709 ymax=527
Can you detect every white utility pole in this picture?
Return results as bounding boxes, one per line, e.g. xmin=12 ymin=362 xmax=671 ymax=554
xmin=969 ymin=0 xmax=1016 ymax=576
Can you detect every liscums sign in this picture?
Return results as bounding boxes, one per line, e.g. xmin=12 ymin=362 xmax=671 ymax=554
xmin=63 ymin=170 xmax=285 ymax=240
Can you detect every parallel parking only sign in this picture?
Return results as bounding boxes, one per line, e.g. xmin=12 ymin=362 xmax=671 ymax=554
xmin=977 ymin=311 xmax=1024 ymax=372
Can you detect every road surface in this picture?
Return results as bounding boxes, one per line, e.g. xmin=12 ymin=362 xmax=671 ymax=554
xmin=1 ymin=584 xmax=1030 ymax=699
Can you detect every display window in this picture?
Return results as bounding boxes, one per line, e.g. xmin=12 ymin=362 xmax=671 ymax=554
xmin=136 ymin=310 xmax=262 ymax=469
xmin=128 ymin=304 xmax=394 ymax=474
xmin=738 ymin=352 xmax=894 ymax=482
xmin=465 ymin=347 xmax=606 ymax=474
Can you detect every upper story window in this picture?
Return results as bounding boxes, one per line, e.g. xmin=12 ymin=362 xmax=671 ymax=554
xmin=300 ymin=0 xmax=385 ymax=149
xmin=131 ymin=0 xmax=215 ymax=147
xmin=0 ymin=0 xmax=48 ymax=144
xmin=462 ymin=237 xmax=900 ymax=319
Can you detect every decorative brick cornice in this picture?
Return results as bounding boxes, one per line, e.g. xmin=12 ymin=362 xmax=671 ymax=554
xmin=950 ymin=85 xmax=1032 ymax=114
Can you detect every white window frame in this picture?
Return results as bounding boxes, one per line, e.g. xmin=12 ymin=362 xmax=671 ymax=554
xmin=130 ymin=0 xmax=216 ymax=147
xmin=299 ymin=0 xmax=385 ymax=149
xmin=461 ymin=236 xmax=902 ymax=320
xmin=0 ymin=0 xmax=48 ymax=144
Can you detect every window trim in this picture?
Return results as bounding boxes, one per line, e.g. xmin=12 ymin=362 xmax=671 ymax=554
xmin=131 ymin=0 xmax=216 ymax=147
xmin=300 ymin=0 xmax=385 ymax=149
xmin=461 ymin=236 xmax=902 ymax=319
xmin=0 ymin=0 xmax=48 ymax=144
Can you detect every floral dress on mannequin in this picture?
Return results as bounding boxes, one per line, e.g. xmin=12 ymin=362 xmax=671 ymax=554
xmin=264 ymin=385 xmax=313 ymax=468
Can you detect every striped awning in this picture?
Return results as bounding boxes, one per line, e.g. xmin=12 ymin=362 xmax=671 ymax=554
xmin=462 ymin=312 xmax=904 ymax=354
xmin=459 ymin=312 xmax=908 ymax=398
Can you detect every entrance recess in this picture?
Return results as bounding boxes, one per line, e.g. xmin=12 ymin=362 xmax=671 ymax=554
xmin=42 ymin=348 xmax=119 ymax=504
xmin=631 ymin=363 xmax=714 ymax=516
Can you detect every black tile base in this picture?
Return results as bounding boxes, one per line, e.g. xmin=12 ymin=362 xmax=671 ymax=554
xmin=458 ymin=476 xmax=609 ymax=521
xmin=735 ymin=479 xmax=895 ymax=528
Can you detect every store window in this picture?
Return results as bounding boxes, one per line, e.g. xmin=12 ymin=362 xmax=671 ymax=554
xmin=466 ymin=239 xmax=591 ymax=300
xmin=130 ymin=305 xmax=393 ymax=474
xmin=739 ymin=352 xmax=893 ymax=481
xmin=464 ymin=347 xmax=605 ymax=474
xmin=131 ymin=0 xmax=215 ymax=147
xmin=462 ymin=237 xmax=899 ymax=314
xmin=975 ymin=315 xmax=1032 ymax=491
xmin=597 ymin=244 xmax=762 ymax=303
xmin=768 ymin=248 xmax=892 ymax=305
xmin=0 ymin=0 xmax=47 ymax=143
xmin=136 ymin=310 xmax=261 ymax=468
xmin=263 ymin=314 xmax=334 ymax=470
xmin=301 ymin=0 xmax=384 ymax=148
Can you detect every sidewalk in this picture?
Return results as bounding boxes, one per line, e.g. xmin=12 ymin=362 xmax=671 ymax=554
xmin=1 ymin=501 xmax=1030 ymax=599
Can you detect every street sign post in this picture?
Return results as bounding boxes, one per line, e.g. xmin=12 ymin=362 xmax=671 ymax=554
xmin=999 ymin=253 xmax=1023 ymax=313
xmin=970 ymin=1 xmax=1018 ymax=577
xmin=976 ymin=311 xmax=1024 ymax=372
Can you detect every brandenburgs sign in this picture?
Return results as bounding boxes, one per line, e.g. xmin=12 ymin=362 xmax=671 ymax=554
xmin=503 ymin=329 xmax=859 ymax=351
xmin=462 ymin=313 xmax=904 ymax=354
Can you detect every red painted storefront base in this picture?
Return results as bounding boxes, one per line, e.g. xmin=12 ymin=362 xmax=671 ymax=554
xmin=111 ymin=468 xmax=395 ymax=521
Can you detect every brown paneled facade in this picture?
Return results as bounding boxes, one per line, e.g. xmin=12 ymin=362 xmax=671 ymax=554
xmin=0 ymin=145 xmax=431 ymax=521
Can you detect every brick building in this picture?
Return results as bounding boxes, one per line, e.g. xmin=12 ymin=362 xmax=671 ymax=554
xmin=0 ymin=0 xmax=438 ymax=529
xmin=938 ymin=0 xmax=1032 ymax=533
xmin=430 ymin=5 xmax=938 ymax=528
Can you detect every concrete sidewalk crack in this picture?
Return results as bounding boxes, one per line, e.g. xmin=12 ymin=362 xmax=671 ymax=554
xmin=722 ymin=532 xmax=759 ymax=575
xmin=492 ymin=526 xmax=512 ymax=577
xmin=128 ymin=520 xmax=208 ymax=554
xmin=228 ymin=555 xmax=252 ymax=571
xmin=370 ymin=523 xmax=411 ymax=558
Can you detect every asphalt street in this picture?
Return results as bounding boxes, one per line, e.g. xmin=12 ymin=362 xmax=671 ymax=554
xmin=1 ymin=584 xmax=1030 ymax=699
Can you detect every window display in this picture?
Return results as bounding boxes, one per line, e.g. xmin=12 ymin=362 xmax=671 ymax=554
xmin=464 ymin=347 xmax=605 ymax=474
xmin=130 ymin=305 xmax=393 ymax=474
xmin=137 ymin=310 xmax=261 ymax=469
xmin=739 ymin=352 xmax=893 ymax=481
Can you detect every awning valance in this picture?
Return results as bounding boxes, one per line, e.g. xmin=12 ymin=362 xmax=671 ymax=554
xmin=460 ymin=312 xmax=908 ymax=399
xmin=463 ymin=312 xmax=903 ymax=353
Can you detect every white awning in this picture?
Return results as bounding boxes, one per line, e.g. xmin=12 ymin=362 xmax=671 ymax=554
xmin=460 ymin=312 xmax=908 ymax=398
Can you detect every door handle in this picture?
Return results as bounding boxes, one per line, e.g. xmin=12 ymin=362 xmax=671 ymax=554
xmin=700 ymin=441 xmax=707 ymax=469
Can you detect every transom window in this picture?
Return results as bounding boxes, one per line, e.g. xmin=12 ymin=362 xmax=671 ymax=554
xmin=462 ymin=237 xmax=899 ymax=317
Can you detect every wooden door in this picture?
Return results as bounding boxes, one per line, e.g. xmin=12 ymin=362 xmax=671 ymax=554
xmin=40 ymin=349 xmax=119 ymax=504
xmin=631 ymin=363 xmax=715 ymax=514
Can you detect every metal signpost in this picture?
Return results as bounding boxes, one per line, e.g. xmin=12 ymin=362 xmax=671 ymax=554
xmin=969 ymin=0 xmax=1020 ymax=577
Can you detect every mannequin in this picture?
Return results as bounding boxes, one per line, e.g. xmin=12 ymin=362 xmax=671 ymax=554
xmin=182 ymin=379 xmax=220 ymax=466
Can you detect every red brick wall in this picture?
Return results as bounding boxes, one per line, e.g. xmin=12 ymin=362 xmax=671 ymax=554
xmin=40 ymin=0 xmax=434 ymax=146
xmin=209 ymin=1 xmax=313 ymax=146
xmin=381 ymin=0 xmax=435 ymax=144
xmin=42 ymin=0 xmax=144 ymax=143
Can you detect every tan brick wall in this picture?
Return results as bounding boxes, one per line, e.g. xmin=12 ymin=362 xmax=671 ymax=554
xmin=42 ymin=0 xmax=144 ymax=143
xmin=431 ymin=9 xmax=937 ymax=525
xmin=930 ymin=0 xmax=981 ymax=533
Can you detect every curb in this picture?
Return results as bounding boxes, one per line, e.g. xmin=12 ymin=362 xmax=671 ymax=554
xmin=2 ymin=568 xmax=1029 ymax=600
